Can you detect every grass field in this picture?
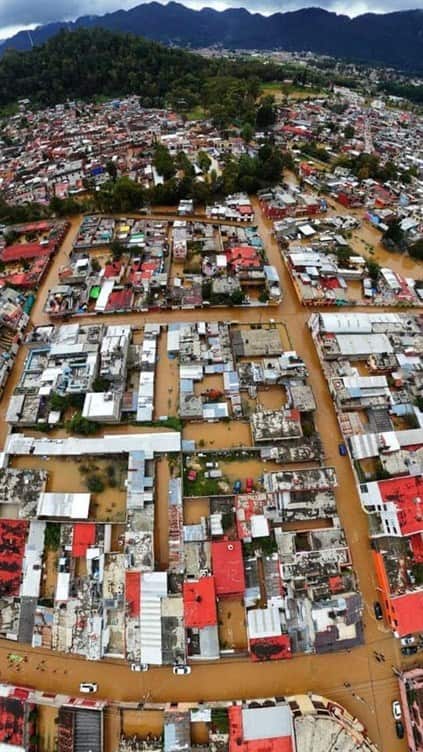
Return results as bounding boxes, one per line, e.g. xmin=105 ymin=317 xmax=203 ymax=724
xmin=186 ymin=105 xmax=207 ymax=121
xmin=260 ymin=81 xmax=327 ymax=101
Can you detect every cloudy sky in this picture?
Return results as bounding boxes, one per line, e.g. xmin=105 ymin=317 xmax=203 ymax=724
xmin=0 ymin=0 xmax=421 ymax=39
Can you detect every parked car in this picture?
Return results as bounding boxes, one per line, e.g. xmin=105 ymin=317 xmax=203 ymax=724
xmin=204 ymin=470 xmax=222 ymax=479
xmin=338 ymin=443 xmax=347 ymax=456
xmin=401 ymin=645 xmax=418 ymax=656
xmin=187 ymin=470 xmax=197 ymax=482
xmin=395 ymin=720 xmax=405 ymax=739
xmin=245 ymin=478 xmax=254 ymax=493
xmin=401 ymin=635 xmax=415 ymax=646
xmin=130 ymin=663 xmax=149 ymax=672
xmin=79 ymin=683 xmax=98 ymax=693
xmin=392 ymin=700 xmax=402 ymax=720
xmin=233 ymin=480 xmax=242 ymax=493
xmin=173 ymin=664 xmax=191 ymax=676
xmin=373 ymin=601 xmax=383 ymax=620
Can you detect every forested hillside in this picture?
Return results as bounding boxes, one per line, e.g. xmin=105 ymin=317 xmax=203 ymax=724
xmin=0 ymin=27 xmax=320 ymax=117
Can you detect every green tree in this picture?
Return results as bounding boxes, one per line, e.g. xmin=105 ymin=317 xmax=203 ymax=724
xmin=383 ymin=219 xmax=404 ymax=247
xmin=197 ymin=150 xmax=212 ymax=174
xmin=154 ymin=144 xmax=176 ymax=180
xmin=241 ymin=123 xmax=254 ymax=144
xmin=106 ymin=160 xmax=118 ymax=182
xmin=256 ymin=95 xmax=276 ymax=129
xmin=409 ymin=238 xmax=423 ymax=261
xmin=366 ymin=259 xmax=381 ymax=281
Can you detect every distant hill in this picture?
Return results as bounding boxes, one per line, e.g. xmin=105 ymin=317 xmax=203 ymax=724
xmin=1 ymin=2 xmax=423 ymax=72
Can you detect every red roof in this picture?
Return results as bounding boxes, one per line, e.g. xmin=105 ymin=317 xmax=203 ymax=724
xmin=1 ymin=242 xmax=54 ymax=263
xmin=72 ymin=523 xmax=96 ymax=558
xmin=329 ymin=575 xmax=344 ymax=593
xmin=24 ymin=221 xmax=50 ymax=232
xmin=125 ymin=571 xmax=140 ymax=617
xmin=391 ymin=591 xmax=423 ymax=636
xmin=0 ymin=519 xmax=27 ymax=596
xmin=104 ymin=260 xmax=122 ymax=279
xmin=183 ymin=577 xmax=217 ymax=628
xmin=211 ymin=540 xmax=245 ymax=598
xmin=228 ymin=706 xmax=293 ymax=752
xmin=249 ymin=635 xmax=292 ymax=662
xmin=410 ymin=534 xmax=423 ymax=564
xmin=105 ymin=288 xmax=133 ymax=312
xmin=378 ymin=475 xmax=423 ymax=536
xmin=226 ymin=246 xmax=261 ymax=270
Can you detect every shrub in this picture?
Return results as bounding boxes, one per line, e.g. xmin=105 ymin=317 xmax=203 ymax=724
xmin=86 ymin=474 xmax=105 ymax=493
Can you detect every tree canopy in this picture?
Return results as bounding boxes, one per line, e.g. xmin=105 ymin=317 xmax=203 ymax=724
xmin=0 ymin=27 xmax=308 ymax=127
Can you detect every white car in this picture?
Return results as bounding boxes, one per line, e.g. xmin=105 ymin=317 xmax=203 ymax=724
xmin=131 ymin=663 xmax=149 ymax=672
xmin=79 ymin=682 xmax=98 ymax=694
xmin=173 ymin=664 xmax=191 ymax=676
xmin=401 ymin=635 xmax=415 ymax=646
xmin=392 ymin=700 xmax=402 ymax=720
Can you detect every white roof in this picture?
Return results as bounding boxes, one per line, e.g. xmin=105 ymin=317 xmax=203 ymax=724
xmin=320 ymin=312 xmax=400 ymax=333
xmin=82 ymin=392 xmax=121 ymax=421
xmin=398 ymin=428 xmax=423 ymax=447
xmin=336 ymin=333 xmax=393 ymax=356
xmin=56 ymin=571 xmax=70 ymax=601
xmin=349 ymin=431 xmax=400 ymax=460
xmin=242 ymin=706 xmax=293 ymax=741
xmin=95 ymin=279 xmax=114 ymax=312
xmin=6 ymin=431 xmax=181 ymax=459
xmin=250 ymin=515 xmax=269 ymax=538
xmin=343 ymin=376 xmax=388 ymax=389
xmin=299 ymin=224 xmax=315 ymax=237
xmin=248 ymin=606 xmax=282 ymax=639
xmin=142 ymin=572 xmax=167 ymax=597
xmin=37 ymin=492 xmax=90 ymax=519
xmin=180 ymin=364 xmax=203 ymax=381
xmin=6 ymin=394 xmax=25 ymax=423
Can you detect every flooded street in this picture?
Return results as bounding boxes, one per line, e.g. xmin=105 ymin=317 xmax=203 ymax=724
xmin=0 ymin=203 xmax=421 ymax=751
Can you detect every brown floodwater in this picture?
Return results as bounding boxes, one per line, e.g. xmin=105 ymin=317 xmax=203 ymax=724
xmin=11 ymin=454 xmax=127 ymax=522
xmin=0 ymin=203 xmax=420 ymax=751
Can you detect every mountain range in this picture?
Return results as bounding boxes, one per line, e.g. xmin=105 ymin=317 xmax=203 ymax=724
xmin=1 ymin=2 xmax=423 ymax=72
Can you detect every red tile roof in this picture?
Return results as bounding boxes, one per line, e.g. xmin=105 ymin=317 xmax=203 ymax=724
xmin=125 ymin=571 xmax=140 ymax=618
xmin=211 ymin=540 xmax=245 ymax=598
xmin=226 ymin=246 xmax=261 ymax=270
xmin=183 ymin=577 xmax=217 ymax=628
xmin=1 ymin=242 xmax=54 ymax=263
xmin=391 ymin=591 xmax=423 ymax=637
xmin=0 ymin=519 xmax=28 ymax=597
xmin=105 ymin=288 xmax=133 ymax=311
xmin=72 ymin=523 xmax=96 ymax=558
xmin=103 ymin=260 xmax=122 ymax=279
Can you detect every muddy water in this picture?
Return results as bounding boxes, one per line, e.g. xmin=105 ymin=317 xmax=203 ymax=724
xmin=183 ymin=421 xmax=252 ymax=449
xmin=154 ymin=456 xmax=170 ymax=570
xmin=327 ymin=201 xmax=422 ymax=279
xmin=154 ymin=332 xmax=179 ymax=419
xmin=11 ymin=454 xmax=127 ymax=522
xmin=0 ymin=205 xmax=419 ymax=751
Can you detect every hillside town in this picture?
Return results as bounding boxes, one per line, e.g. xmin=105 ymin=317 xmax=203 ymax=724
xmin=0 ymin=50 xmax=422 ymax=752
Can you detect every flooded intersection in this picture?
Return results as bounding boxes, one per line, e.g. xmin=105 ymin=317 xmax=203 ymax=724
xmin=0 ymin=205 xmax=420 ymax=752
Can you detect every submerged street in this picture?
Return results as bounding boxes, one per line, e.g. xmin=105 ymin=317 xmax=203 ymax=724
xmin=0 ymin=204 xmax=421 ymax=752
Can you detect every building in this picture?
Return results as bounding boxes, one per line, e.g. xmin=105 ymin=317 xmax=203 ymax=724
xmin=399 ymin=668 xmax=423 ymax=752
xmin=211 ymin=541 xmax=245 ymax=599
